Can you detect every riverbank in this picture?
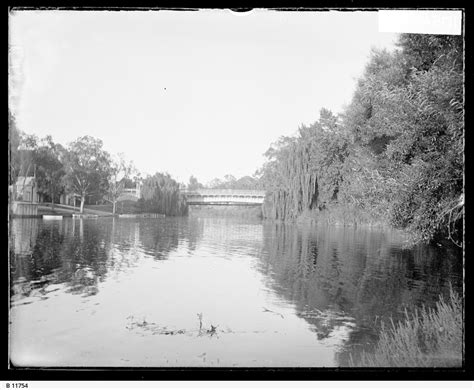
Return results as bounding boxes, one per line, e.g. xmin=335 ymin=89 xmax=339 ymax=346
xmin=30 ymin=204 xmax=114 ymax=217
xmin=84 ymin=201 xmax=139 ymax=214
xmin=282 ymin=205 xmax=427 ymax=246
xmin=293 ymin=205 xmax=465 ymax=248
xmin=295 ymin=205 xmax=389 ymax=228
xmin=350 ymin=289 xmax=463 ymax=367
xmin=11 ymin=203 xmax=166 ymax=219
xmin=43 ymin=204 xmax=114 ymax=217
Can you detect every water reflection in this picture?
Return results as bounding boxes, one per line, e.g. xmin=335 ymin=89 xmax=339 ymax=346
xmin=10 ymin=218 xmax=205 ymax=300
xmin=9 ymin=217 xmax=462 ymax=367
xmin=11 ymin=219 xmax=110 ymax=299
xmin=196 ymin=217 xmax=263 ymax=258
xmin=260 ymin=222 xmax=463 ymax=365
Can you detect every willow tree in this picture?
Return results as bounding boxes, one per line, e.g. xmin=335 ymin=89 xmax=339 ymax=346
xmin=260 ymin=109 xmax=347 ymax=220
xmin=138 ymin=172 xmax=187 ymax=216
xmin=260 ymin=134 xmax=314 ymax=219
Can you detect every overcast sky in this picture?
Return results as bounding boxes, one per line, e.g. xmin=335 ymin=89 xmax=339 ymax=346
xmin=9 ymin=9 xmax=398 ymax=184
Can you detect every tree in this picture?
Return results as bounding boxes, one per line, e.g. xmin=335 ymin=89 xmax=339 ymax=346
xmin=187 ymin=175 xmax=204 ymax=191
xmin=9 ymin=111 xmax=21 ymax=185
xmin=63 ymin=136 xmax=111 ymax=214
xmin=259 ymin=109 xmax=348 ymax=219
xmin=207 ymin=178 xmax=224 ymax=189
xmin=223 ymin=174 xmax=237 ymax=189
xmin=234 ymin=175 xmax=263 ymax=190
xmin=340 ymin=34 xmax=463 ymax=242
xmin=138 ymin=172 xmax=187 ymax=216
xmin=34 ymin=136 xmax=66 ymax=209
xmin=16 ymin=133 xmax=39 ymax=179
xmin=11 ymin=132 xmax=40 ymax=202
xmin=106 ymin=154 xmax=137 ymax=214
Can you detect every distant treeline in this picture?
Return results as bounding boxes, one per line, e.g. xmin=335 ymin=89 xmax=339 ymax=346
xmin=257 ymin=34 xmax=463 ymax=245
xmin=187 ymin=174 xmax=263 ymax=191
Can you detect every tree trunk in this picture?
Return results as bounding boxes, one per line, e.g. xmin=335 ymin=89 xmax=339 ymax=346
xmin=51 ymin=185 xmax=55 ymax=211
xmin=80 ymin=196 xmax=85 ymax=214
xmin=113 ymin=200 xmax=116 ymax=215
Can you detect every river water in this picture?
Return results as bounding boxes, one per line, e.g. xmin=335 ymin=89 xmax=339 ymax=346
xmin=9 ymin=216 xmax=462 ymax=367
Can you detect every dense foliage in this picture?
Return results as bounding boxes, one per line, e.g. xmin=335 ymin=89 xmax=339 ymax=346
xmin=259 ymin=108 xmax=348 ymax=219
xmin=137 ymin=172 xmax=188 ymax=216
xmin=259 ymin=34 xmax=464 ymax=244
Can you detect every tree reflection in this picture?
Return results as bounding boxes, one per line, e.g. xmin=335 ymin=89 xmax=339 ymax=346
xmin=260 ymin=223 xmax=463 ymax=365
xmin=10 ymin=217 xmax=206 ymax=302
xmin=135 ymin=217 xmax=205 ymax=260
xmin=10 ymin=219 xmax=40 ymax=280
xmin=59 ymin=219 xmax=111 ymax=296
xmin=138 ymin=219 xmax=181 ymax=260
xmin=10 ymin=219 xmax=112 ymax=298
xmin=184 ymin=217 xmax=204 ymax=252
xmin=10 ymin=219 xmax=56 ymax=299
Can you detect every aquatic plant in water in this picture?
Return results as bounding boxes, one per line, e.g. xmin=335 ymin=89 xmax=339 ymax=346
xmin=125 ymin=313 xmax=218 ymax=337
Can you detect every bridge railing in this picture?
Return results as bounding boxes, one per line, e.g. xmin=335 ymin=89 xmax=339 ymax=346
xmin=103 ymin=188 xmax=140 ymax=203
xmin=181 ymin=189 xmax=266 ymax=197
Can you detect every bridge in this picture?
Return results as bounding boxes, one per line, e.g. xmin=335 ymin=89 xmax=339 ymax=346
xmin=105 ymin=187 xmax=267 ymax=206
xmin=182 ymin=189 xmax=266 ymax=206
xmin=103 ymin=187 xmax=141 ymax=204
xmin=116 ymin=188 xmax=141 ymax=202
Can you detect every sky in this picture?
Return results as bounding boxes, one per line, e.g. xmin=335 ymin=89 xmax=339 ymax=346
xmin=9 ymin=9 xmax=398 ymax=184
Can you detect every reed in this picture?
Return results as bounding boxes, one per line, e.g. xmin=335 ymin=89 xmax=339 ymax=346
xmin=350 ymin=289 xmax=464 ymax=367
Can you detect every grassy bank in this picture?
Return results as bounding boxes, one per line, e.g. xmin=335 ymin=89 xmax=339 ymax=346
xmin=37 ymin=203 xmax=114 ymax=217
xmin=84 ymin=200 xmax=139 ymax=214
xmin=350 ymin=289 xmax=464 ymax=367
